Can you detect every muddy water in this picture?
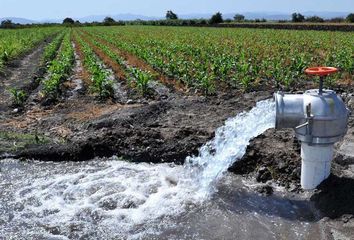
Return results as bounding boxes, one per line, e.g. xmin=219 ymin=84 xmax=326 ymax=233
xmin=0 ymin=159 xmax=322 ymax=240
xmin=0 ymin=100 xmax=322 ymax=239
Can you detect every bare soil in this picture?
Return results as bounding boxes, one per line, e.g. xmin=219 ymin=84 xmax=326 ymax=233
xmin=0 ymin=40 xmax=49 ymax=113
xmin=4 ymin=91 xmax=271 ymax=162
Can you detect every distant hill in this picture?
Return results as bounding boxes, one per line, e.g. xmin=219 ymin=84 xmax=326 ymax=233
xmin=0 ymin=17 xmax=37 ymax=24
xmin=78 ymin=14 xmax=160 ymax=23
xmin=1 ymin=12 xmax=351 ymax=24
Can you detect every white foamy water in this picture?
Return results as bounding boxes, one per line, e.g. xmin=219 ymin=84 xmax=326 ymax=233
xmin=184 ymin=99 xmax=276 ymax=194
xmin=3 ymin=99 xmax=275 ymax=239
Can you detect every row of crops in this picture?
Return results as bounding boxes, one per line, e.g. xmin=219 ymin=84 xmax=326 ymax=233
xmin=42 ymin=31 xmax=75 ymax=99
xmin=83 ymin=26 xmax=354 ymax=93
xmin=77 ymin=30 xmax=156 ymax=94
xmin=0 ymin=27 xmax=61 ymax=72
xmin=1 ymin=26 xmax=353 ymax=104
xmin=74 ymin=31 xmax=114 ymax=98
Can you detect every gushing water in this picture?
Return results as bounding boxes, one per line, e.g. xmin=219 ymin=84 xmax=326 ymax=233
xmin=0 ymin=99 xmax=276 ymax=239
xmin=184 ymin=99 xmax=276 ymax=194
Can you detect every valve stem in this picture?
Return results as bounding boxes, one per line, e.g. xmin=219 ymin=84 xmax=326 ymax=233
xmin=319 ymin=76 xmax=324 ymax=95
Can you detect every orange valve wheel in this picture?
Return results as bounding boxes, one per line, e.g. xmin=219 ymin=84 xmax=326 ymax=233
xmin=305 ymin=67 xmax=339 ymax=95
xmin=305 ymin=67 xmax=338 ymax=76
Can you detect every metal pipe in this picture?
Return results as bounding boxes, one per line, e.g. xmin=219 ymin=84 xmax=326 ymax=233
xmin=274 ymin=89 xmax=350 ymax=189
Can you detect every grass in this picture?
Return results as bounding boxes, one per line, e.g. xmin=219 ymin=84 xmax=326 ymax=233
xmin=0 ymin=131 xmax=50 ymax=152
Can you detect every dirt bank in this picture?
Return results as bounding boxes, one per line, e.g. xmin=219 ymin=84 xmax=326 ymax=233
xmin=2 ymin=90 xmax=271 ymax=162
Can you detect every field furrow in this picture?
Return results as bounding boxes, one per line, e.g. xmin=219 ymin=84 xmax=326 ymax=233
xmin=77 ymin=30 xmax=173 ymax=98
xmin=83 ymin=26 xmax=353 ymax=93
xmin=73 ymin=31 xmax=115 ymax=99
xmin=0 ymin=30 xmax=66 ymax=111
xmin=82 ymin=29 xmax=186 ymax=92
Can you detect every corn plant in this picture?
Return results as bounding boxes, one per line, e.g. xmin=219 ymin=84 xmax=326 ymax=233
xmin=42 ymin=32 xmax=66 ymax=65
xmin=130 ymin=68 xmax=152 ymax=95
xmin=1 ymin=50 xmax=11 ymax=62
xmin=0 ymin=27 xmax=62 ymax=71
xmin=80 ymin=31 xmax=155 ymax=96
xmin=82 ymin=26 xmax=353 ymax=92
xmin=197 ymin=72 xmax=216 ymax=95
xmin=9 ymin=88 xmax=27 ymax=107
xmin=90 ymin=64 xmax=113 ymax=99
xmin=42 ymin=31 xmax=75 ymax=100
xmin=74 ymin=32 xmax=114 ymax=99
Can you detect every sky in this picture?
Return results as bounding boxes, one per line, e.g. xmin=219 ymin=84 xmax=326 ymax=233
xmin=0 ymin=0 xmax=353 ymax=20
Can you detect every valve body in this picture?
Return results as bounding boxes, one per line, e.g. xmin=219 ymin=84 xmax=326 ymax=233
xmin=274 ymin=89 xmax=350 ymax=189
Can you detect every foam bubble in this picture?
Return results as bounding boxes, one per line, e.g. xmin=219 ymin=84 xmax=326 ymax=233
xmin=8 ymin=99 xmax=275 ymax=239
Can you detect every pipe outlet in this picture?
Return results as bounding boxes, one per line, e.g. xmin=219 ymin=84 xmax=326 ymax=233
xmin=274 ymin=92 xmax=304 ymax=129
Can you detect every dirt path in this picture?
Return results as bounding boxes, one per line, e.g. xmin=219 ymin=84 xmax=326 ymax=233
xmin=0 ymin=41 xmax=48 ymax=113
xmin=63 ymin=42 xmax=88 ymax=99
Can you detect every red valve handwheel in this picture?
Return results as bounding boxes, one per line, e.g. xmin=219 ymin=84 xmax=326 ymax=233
xmin=305 ymin=67 xmax=338 ymax=77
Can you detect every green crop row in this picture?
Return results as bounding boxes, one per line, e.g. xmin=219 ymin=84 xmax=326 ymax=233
xmin=0 ymin=27 xmax=62 ymax=71
xmin=83 ymin=26 xmax=353 ymax=93
xmin=78 ymin=31 xmax=154 ymax=95
xmin=42 ymin=31 xmax=75 ymax=100
xmin=41 ymin=31 xmax=66 ymax=65
xmin=74 ymin=32 xmax=114 ymax=99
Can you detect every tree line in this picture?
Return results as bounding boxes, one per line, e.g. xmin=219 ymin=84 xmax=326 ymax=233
xmin=1 ymin=11 xmax=354 ymax=29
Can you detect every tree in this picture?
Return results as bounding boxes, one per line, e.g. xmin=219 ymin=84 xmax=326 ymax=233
xmin=166 ymin=10 xmax=178 ymax=20
xmin=255 ymin=18 xmax=267 ymax=23
xmin=103 ymin=17 xmax=115 ymax=25
xmin=63 ymin=18 xmax=75 ymax=24
xmin=328 ymin=17 xmax=345 ymax=23
xmin=0 ymin=19 xmax=15 ymax=29
xmin=347 ymin=13 xmax=354 ymax=23
xmin=292 ymin=13 xmax=305 ymax=22
xmin=306 ymin=16 xmax=324 ymax=22
xmin=209 ymin=12 xmax=223 ymax=24
xmin=234 ymin=14 xmax=245 ymax=22
xmin=200 ymin=19 xmax=207 ymax=25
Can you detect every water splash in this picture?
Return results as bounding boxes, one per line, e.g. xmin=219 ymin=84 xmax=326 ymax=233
xmin=184 ymin=99 xmax=276 ymax=195
xmin=2 ymin=99 xmax=275 ymax=239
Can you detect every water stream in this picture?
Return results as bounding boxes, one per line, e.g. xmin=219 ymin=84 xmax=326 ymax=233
xmin=0 ymin=100 xmax=322 ymax=239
